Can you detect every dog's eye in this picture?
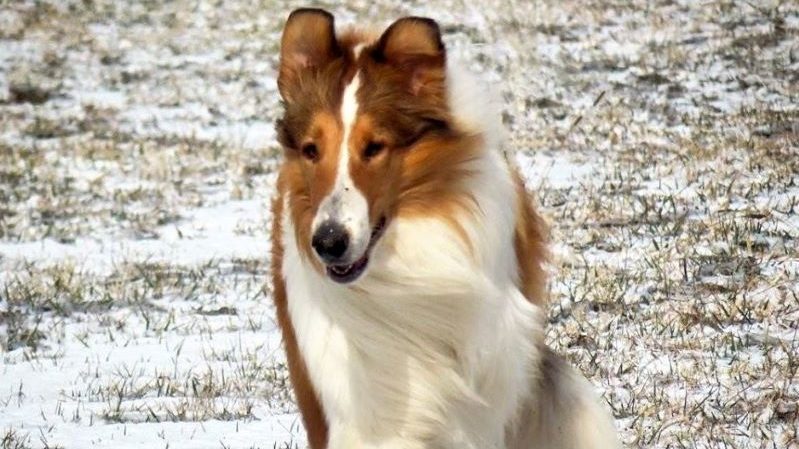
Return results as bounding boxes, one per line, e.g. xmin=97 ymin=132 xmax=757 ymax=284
xmin=363 ymin=141 xmax=385 ymax=160
xmin=301 ymin=143 xmax=319 ymax=161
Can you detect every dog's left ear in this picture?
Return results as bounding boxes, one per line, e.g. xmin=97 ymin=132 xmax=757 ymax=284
xmin=372 ymin=17 xmax=446 ymax=96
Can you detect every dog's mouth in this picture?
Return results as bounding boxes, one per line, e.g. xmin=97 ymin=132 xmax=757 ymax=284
xmin=326 ymin=216 xmax=387 ymax=284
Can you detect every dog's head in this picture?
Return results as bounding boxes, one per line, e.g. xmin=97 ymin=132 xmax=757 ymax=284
xmin=277 ymin=9 xmax=480 ymax=284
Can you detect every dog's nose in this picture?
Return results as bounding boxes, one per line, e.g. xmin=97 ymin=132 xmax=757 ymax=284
xmin=312 ymin=220 xmax=349 ymax=263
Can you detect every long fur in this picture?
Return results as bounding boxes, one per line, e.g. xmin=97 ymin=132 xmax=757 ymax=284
xmin=271 ymin=10 xmax=621 ymax=449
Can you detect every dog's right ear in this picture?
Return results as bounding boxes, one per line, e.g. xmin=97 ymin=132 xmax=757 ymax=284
xmin=279 ymin=8 xmax=340 ymax=103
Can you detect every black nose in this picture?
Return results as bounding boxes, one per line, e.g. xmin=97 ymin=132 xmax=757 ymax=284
xmin=312 ymin=220 xmax=349 ymax=263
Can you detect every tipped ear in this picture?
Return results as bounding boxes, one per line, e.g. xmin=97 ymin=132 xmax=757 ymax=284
xmin=279 ymin=8 xmax=340 ymax=102
xmin=373 ymin=17 xmax=446 ymax=95
xmin=375 ymin=17 xmax=445 ymax=62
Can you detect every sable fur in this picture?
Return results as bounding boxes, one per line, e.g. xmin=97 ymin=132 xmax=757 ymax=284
xmin=271 ymin=8 xmax=620 ymax=449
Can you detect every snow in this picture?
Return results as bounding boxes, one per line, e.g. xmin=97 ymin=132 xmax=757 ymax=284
xmin=1 ymin=1 xmax=798 ymax=448
xmin=0 ymin=199 xmax=269 ymax=273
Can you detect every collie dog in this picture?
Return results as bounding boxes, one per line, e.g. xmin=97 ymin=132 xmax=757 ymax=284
xmin=270 ymin=8 xmax=620 ymax=449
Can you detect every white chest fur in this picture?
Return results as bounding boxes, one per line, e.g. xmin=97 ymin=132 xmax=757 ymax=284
xmin=279 ymin=150 xmax=544 ymax=449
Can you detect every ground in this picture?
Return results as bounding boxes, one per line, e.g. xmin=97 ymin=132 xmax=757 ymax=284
xmin=0 ymin=0 xmax=797 ymax=448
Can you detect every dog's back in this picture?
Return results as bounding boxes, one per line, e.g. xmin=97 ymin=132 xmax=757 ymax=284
xmin=509 ymin=348 xmax=621 ymax=449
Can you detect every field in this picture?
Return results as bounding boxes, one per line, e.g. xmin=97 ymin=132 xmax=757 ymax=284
xmin=1 ymin=1 xmax=797 ymax=448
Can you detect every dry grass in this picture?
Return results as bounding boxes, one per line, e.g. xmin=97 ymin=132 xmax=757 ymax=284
xmin=0 ymin=0 xmax=797 ymax=448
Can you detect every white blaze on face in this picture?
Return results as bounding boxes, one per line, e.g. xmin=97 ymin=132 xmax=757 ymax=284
xmin=311 ymin=74 xmax=371 ymax=265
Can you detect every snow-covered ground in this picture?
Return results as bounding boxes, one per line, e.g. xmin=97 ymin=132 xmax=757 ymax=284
xmin=1 ymin=1 xmax=797 ymax=448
